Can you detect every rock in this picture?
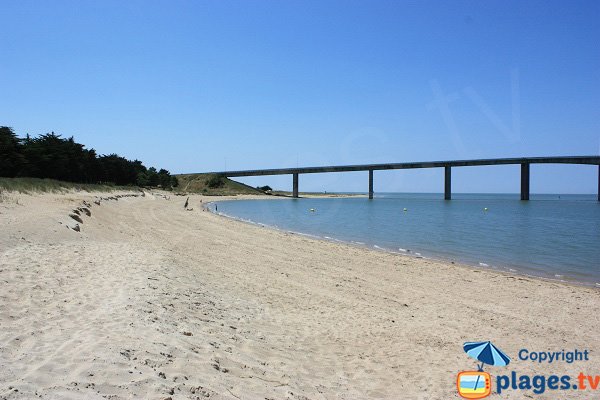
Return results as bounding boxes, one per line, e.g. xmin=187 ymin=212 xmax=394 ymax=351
xmin=182 ymin=331 xmax=193 ymax=336
xmin=72 ymin=224 xmax=80 ymax=232
xmin=79 ymin=207 xmax=91 ymax=217
xmin=69 ymin=214 xmax=83 ymax=224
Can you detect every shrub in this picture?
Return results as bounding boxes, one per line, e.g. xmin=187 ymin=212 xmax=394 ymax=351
xmin=206 ymin=174 xmax=225 ymax=188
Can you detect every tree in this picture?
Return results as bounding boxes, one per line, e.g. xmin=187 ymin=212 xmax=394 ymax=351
xmin=1 ymin=127 xmax=176 ymax=189
xmin=157 ymin=168 xmax=172 ymax=188
xmin=136 ymin=168 xmax=176 ymax=188
xmin=20 ymin=133 xmax=90 ymax=181
xmin=97 ymin=154 xmax=139 ymax=185
xmin=145 ymin=167 xmax=159 ymax=186
xmin=0 ymin=126 xmax=25 ymax=177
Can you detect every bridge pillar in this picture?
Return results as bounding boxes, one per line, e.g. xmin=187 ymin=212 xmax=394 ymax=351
xmin=521 ymin=163 xmax=530 ymax=200
xmin=368 ymin=170 xmax=374 ymax=199
xmin=292 ymin=173 xmax=299 ymax=198
xmin=444 ymin=166 xmax=451 ymax=200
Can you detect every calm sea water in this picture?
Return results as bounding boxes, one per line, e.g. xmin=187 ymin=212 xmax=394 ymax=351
xmin=211 ymin=193 xmax=600 ymax=286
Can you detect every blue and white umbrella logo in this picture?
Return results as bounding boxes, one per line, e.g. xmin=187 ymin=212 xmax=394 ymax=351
xmin=463 ymin=341 xmax=510 ymax=396
xmin=463 ymin=341 xmax=511 ymax=394
xmin=463 ymin=341 xmax=511 ymax=370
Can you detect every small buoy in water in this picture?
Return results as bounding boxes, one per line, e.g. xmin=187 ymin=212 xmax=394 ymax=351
xmin=403 ymin=208 xmax=408 ymax=212
xmin=309 ymin=208 xmax=316 ymax=212
xmin=484 ymin=207 xmax=488 ymax=211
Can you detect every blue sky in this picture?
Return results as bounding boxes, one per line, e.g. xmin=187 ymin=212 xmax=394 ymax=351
xmin=1 ymin=0 xmax=599 ymax=193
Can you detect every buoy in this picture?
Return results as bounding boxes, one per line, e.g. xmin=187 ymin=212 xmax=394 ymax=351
xmin=309 ymin=208 xmax=316 ymax=212
xmin=484 ymin=207 xmax=488 ymax=211
xmin=403 ymin=208 xmax=408 ymax=212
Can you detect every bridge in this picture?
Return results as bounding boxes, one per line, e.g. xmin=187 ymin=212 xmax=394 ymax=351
xmin=207 ymin=156 xmax=600 ymax=201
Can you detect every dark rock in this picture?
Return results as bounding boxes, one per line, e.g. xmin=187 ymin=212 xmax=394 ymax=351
xmin=69 ymin=214 xmax=83 ymax=224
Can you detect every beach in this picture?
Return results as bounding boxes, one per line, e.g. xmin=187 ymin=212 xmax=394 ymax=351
xmin=1 ymin=190 xmax=599 ymax=399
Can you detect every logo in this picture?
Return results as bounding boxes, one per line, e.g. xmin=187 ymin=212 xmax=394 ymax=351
xmin=457 ymin=371 xmax=491 ymax=399
xmin=457 ymin=341 xmax=511 ymax=399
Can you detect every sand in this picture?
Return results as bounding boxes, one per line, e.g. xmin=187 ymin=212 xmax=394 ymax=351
xmin=0 ymin=190 xmax=598 ymax=399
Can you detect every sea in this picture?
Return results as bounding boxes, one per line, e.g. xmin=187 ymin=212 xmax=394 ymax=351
xmin=210 ymin=193 xmax=600 ymax=287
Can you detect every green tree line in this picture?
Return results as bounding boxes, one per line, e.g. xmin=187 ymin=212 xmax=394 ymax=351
xmin=0 ymin=126 xmax=178 ymax=188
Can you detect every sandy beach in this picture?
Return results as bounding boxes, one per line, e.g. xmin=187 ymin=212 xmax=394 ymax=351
xmin=1 ymin=190 xmax=599 ymax=399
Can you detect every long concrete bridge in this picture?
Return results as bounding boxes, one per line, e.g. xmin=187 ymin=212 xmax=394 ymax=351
xmin=208 ymin=156 xmax=600 ymax=201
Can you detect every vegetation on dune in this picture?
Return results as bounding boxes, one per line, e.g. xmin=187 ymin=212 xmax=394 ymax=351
xmin=0 ymin=177 xmax=127 ymax=194
xmin=175 ymin=174 xmax=265 ymax=195
xmin=0 ymin=126 xmax=178 ymax=189
xmin=256 ymin=185 xmax=272 ymax=192
xmin=206 ymin=174 xmax=226 ymax=189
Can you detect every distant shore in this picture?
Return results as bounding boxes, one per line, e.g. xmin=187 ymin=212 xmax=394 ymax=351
xmin=1 ymin=190 xmax=599 ymax=399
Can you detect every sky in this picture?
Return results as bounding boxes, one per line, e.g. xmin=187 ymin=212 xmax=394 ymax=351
xmin=1 ymin=0 xmax=599 ymax=193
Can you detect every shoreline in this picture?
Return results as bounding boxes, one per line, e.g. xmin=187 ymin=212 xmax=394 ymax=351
xmin=206 ymin=196 xmax=600 ymax=290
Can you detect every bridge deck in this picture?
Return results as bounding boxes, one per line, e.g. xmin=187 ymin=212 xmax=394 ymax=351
xmin=207 ymin=156 xmax=600 ymax=177
xmin=198 ymin=156 xmax=600 ymax=201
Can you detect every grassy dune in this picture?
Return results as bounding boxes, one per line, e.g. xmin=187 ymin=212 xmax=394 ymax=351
xmin=0 ymin=177 xmax=128 ymax=194
xmin=175 ymin=173 xmax=264 ymax=195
